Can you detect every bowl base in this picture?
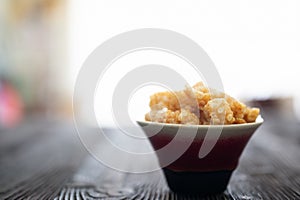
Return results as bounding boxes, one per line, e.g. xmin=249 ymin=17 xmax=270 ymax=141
xmin=163 ymin=168 xmax=233 ymax=195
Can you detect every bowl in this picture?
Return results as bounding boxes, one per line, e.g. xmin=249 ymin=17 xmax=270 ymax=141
xmin=137 ymin=116 xmax=263 ymax=195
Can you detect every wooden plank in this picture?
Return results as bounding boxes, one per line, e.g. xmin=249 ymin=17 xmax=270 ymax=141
xmin=55 ymin=124 xmax=300 ymax=200
xmin=0 ymin=120 xmax=87 ymax=200
xmin=1 ymin=119 xmax=300 ymax=199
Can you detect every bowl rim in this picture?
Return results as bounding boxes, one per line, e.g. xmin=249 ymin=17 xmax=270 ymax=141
xmin=137 ymin=115 xmax=263 ymax=130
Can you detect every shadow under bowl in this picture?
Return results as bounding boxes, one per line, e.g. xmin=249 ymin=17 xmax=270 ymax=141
xmin=137 ymin=117 xmax=263 ymax=194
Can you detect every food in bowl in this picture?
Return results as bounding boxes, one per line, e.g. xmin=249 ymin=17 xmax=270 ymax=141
xmin=140 ymin=81 xmax=263 ymax=194
xmin=145 ymin=82 xmax=260 ymax=125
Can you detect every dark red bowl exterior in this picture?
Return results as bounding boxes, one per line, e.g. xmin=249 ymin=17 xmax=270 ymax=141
xmin=138 ymin=121 xmax=263 ymax=194
xmin=149 ymin=130 xmax=253 ymax=172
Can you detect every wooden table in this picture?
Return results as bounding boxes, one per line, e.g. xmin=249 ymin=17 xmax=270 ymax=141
xmin=0 ymin=114 xmax=300 ymax=200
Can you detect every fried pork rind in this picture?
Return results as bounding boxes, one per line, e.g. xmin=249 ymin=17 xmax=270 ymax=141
xmin=145 ymin=82 xmax=260 ymax=125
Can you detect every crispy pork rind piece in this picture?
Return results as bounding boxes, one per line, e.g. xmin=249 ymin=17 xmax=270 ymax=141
xmin=203 ymin=98 xmax=235 ymax=125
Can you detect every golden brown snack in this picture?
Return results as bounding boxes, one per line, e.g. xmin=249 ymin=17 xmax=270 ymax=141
xmin=145 ymin=82 xmax=260 ymax=125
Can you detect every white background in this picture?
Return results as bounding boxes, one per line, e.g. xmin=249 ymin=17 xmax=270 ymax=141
xmin=68 ymin=0 xmax=300 ymax=125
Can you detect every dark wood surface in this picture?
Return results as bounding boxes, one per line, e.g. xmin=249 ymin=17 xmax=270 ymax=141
xmin=0 ymin=114 xmax=300 ymax=200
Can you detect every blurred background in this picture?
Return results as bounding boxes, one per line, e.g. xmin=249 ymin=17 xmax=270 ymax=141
xmin=0 ymin=0 xmax=69 ymax=127
xmin=1 ymin=0 xmax=300 ymax=128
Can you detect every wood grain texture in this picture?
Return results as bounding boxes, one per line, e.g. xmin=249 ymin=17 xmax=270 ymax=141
xmin=0 ymin=117 xmax=300 ymax=199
